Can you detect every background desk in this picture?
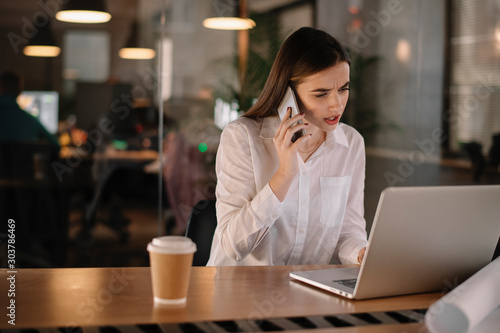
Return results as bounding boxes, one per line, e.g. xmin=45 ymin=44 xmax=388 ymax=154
xmin=59 ymin=147 xmax=159 ymax=243
xmin=0 ymin=265 xmax=440 ymax=332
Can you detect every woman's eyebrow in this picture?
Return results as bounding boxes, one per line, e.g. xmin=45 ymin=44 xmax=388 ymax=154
xmin=340 ymin=81 xmax=350 ymax=88
xmin=310 ymin=81 xmax=350 ymax=92
xmin=310 ymin=88 xmax=331 ymax=93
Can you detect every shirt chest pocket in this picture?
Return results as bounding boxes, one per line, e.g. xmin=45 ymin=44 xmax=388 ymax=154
xmin=319 ymin=176 xmax=352 ymax=227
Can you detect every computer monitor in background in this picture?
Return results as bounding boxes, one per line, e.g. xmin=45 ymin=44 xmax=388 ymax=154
xmin=17 ymin=91 xmax=59 ymax=134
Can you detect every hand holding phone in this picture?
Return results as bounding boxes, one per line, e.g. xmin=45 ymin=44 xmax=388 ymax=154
xmin=277 ymin=87 xmax=306 ymax=142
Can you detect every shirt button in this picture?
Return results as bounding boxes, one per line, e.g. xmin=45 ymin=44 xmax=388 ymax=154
xmin=299 ymin=228 xmax=305 ymax=234
xmin=301 ymin=200 xmax=308 ymax=206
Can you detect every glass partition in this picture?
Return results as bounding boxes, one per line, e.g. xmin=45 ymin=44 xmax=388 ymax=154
xmin=317 ymin=0 xmax=500 ymax=232
xmin=0 ymin=0 xmax=498 ymax=268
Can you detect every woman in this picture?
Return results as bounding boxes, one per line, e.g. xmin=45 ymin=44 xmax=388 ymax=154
xmin=207 ymin=27 xmax=368 ymax=266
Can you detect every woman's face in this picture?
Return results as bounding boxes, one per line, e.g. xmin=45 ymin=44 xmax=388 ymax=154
xmin=295 ymin=61 xmax=350 ymax=132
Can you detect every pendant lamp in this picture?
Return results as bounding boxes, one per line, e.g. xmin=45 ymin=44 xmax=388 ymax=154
xmin=119 ymin=21 xmax=156 ymax=60
xmin=203 ymin=0 xmax=255 ymax=30
xmin=56 ymin=0 xmax=111 ymax=24
xmin=23 ymin=22 xmax=60 ymax=57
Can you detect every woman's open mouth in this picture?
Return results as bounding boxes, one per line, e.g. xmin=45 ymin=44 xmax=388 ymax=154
xmin=324 ymin=116 xmax=340 ymax=126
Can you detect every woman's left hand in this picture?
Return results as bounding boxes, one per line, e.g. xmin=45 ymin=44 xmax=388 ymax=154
xmin=357 ymin=247 xmax=366 ymax=264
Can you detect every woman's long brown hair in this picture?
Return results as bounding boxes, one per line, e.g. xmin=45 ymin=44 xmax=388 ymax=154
xmin=242 ymin=27 xmax=351 ymax=118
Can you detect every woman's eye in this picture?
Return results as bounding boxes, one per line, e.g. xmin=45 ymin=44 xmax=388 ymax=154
xmin=340 ymin=87 xmax=350 ymax=92
xmin=315 ymin=93 xmax=327 ymax=98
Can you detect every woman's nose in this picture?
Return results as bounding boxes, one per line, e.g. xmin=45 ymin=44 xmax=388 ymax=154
xmin=328 ymin=93 xmax=344 ymax=111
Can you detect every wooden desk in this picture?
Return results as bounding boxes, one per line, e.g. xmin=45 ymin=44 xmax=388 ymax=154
xmin=59 ymin=147 xmax=159 ymax=240
xmin=0 ymin=266 xmax=439 ymax=332
xmin=59 ymin=146 xmax=159 ymax=162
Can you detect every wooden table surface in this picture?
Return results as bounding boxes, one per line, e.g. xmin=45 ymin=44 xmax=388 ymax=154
xmin=59 ymin=147 xmax=159 ymax=161
xmin=0 ymin=265 xmax=441 ymax=331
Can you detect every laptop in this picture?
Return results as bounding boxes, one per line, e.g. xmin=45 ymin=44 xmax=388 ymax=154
xmin=290 ymin=185 xmax=500 ymax=300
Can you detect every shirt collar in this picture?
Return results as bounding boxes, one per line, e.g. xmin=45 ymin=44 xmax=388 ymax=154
xmin=326 ymin=123 xmax=350 ymax=148
xmin=260 ymin=116 xmax=350 ymax=148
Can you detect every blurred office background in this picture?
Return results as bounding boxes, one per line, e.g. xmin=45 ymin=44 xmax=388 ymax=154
xmin=0 ymin=0 xmax=499 ymax=268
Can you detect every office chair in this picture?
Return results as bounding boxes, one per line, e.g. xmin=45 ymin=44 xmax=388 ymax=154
xmin=185 ymin=200 xmax=217 ymax=266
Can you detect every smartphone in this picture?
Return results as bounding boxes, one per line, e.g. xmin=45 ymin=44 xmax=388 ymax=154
xmin=277 ymin=87 xmax=306 ymax=142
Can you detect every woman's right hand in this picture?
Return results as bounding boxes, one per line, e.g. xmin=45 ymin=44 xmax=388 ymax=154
xmin=269 ymin=107 xmax=310 ymax=201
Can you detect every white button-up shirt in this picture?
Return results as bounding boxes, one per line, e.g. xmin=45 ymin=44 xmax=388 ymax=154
xmin=207 ymin=116 xmax=368 ymax=266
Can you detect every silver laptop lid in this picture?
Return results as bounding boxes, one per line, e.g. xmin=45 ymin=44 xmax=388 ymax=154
xmin=354 ymin=185 xmax=500 ymax=299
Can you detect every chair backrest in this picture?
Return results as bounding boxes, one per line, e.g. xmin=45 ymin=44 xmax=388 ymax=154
xmin=494 ymin=237 xmax=500 ymax=261
xmin=185 ymin=200 xmax=217 ymax=266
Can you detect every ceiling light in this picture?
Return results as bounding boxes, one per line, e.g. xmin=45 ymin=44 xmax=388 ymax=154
xmin=24 ymin=46 xmax=60 ymax=57
xmin=203 ymin=17 xmax=255 ymax=30
xmin=203 ymin=0 xmax=255 ymax=30
xmin=119 ymin=48 xmax=156 ymax=60
xmin=56 ymin=0 xmax=111 ymax=24
xmin=119 ymin=21 xmax=156 ymax=60
xmin=23 ymin=23 xmax=60 ymax=57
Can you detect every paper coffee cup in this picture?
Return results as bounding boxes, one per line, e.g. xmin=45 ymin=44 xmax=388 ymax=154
xmin=147 ymin=236 xmax=197 ymax=304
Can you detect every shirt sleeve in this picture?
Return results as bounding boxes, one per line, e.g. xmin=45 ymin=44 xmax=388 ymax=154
xmin=212 ymin=121 xmax=283 ymax=262
xmin=335 ymin=132 xmax=368 ymax=264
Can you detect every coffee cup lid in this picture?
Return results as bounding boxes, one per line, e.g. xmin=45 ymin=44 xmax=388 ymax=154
xmin=147 ymin=236 xmax=197 ymax=254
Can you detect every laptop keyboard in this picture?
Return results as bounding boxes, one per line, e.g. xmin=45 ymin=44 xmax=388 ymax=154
xmin=333 ymin=278 xmax=357 ymax=289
